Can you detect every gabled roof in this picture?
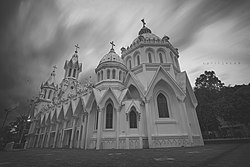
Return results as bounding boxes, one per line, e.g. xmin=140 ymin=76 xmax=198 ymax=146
xmin=118 ymin=88 xmax=130 ymax=103
xmin=98 ymin=87 xmax=120 ymax=107
xmin=124 ymin=72 xmax=145 ymax=97
xmin=74 ymin=97 xmax=84 ymax=116
xmin=145 ymin=66 xmax=186 ymax=100
xmin=124 ymin=100 xmax=141 ymax=114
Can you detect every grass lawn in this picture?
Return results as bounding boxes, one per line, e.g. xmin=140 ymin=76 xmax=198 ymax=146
xmin=0 ymin=144 xmax=249 ymax=167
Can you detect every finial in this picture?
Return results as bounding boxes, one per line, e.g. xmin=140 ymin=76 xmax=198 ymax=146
xmin=110 ymin=41 xmax=115 ymax=51
xmin=141 ymin=19 xmax=146 ymax=27
xmin=75 ymin=44 xmax=80 ymax=53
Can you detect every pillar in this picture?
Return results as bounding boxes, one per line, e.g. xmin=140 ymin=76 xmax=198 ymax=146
xmin=60 ymin=120 xmax=66 ymax=148
xmin=77 ymin=114 xmax=83 ymax=148
xmin=53 ymin=123 xmax=59 ymax=148
xmin=41 ymin=126 xmax=47 ymax=148
xmin=69 ymin=118 xmax=76 ymax=148
xmin=138 ymin=113 xmax=143 ymax=148
xmin=145 ymin=98 xmax=153 ymax=148
xmin=83 ymin=113 xmax=89 ymax=149
xmin=96 ymin=108 xmax=102 ymax=150
xmin=116 ymin=108 xmax=120 ymax=149
xmin=46 ymin=125 xmax=52 ymax=148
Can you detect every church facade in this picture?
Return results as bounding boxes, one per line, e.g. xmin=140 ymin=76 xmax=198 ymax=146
xmin=26 ymin=21 xmax=204 ymax=149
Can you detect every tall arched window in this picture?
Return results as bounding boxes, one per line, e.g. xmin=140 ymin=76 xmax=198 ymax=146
xmin=137 ymin=55 xmax=140 ymax=65
xmin=129 ymin=60 xmax=132 ymax=69
xmin=157 ymin=93 xmax=169 ymax=118
xmin=101 ymin=71 xmax=103 ymax=80
xmin=119 ymin=71 xmax=122 ymax=80
xmin=112 ymin=69 xmax=116 ymax=79
xmin=129 ymin=109 xmax=137 ymax=128
xmin=44 ymin=89 xmax=47 ymax=99
xmin=48 ymin=90 xmax=52 ymax=99
xmin=148 ymin=53 xmax=152 ymax=63
xmin=159 ymin=53 xmax=163 ymax=63
xmin=95 ymin=109 xmax=98 ymax=130
xmin=107 ymin=69 xmax=110 ymax=79
xmin=106 ymin=103 xmax=113 ymax=129
xmin=68 ymin=68 xmax=72 ymax=77
xmin=97 ymin=72 xmax=100 ymax=82
xmin=73 ymin=69 xmax=76 ymax=77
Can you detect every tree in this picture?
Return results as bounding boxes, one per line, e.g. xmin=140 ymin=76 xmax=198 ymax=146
xmin=194 ymin=71 xmax=224 ymax=138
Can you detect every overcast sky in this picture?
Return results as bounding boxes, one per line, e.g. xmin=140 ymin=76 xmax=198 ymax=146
xmin=1 ymin=0 xmax=250 ymax=125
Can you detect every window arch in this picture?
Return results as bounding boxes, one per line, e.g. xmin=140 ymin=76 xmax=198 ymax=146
xmin=148 ymin=53 xmax=152 ymax=63
xmin=129 ymin=108 xmax=137 ymax=128
xmin=159 ymin=53 xmax=163 ymax=63
xmin=73 ymin=69 xmax=76 ymax=77
xmin=119 ymin=71 xmax=122 ymax=80
xmin=106 ymin=103 xmax=113 ymax=129
xmin=101 ymin=71 xmax=103 ymax=80
xmin=137 ymin=55 xmax=140 ymax=65
xmin=97 ymin=72 xmax=100 ymax=82
xmin=107 ymin=69 xmax=110 ymax=79
xmin=157 ymin=93 xmax=169 ymax=118
xmin=112 ymin=69 xmax=116 ymax=79
xmin=129 ymin=60 xmax=132 ymax=69
xmin=68 ymin=68 xmax=72 ymax=77
xmin=44 ymin=89 xmax=47 ymax=99
xmin=48 ymin=90 xmax=52 ymax=99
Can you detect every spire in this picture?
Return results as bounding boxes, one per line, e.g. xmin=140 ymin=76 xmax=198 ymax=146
xmin=141 ymin=19 xmax=146 ymax=27
xmin=45 ymin=66 xmax=56 ymax=86
xmin=110 ymin=41 xmax=115 ymax=52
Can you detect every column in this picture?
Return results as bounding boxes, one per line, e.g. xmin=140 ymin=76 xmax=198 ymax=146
xmin=96 ymin=107 xmax=102 ymax=150
xmin=53 ymin=123 xmax=59 ymax=148
xmin=77 ymin=114 xmax=83 ymax=148
xmin=46 ymin=125 xmax=52 ymax=148
xmin=125 ymin=113 xmax=129 ymax=149
xmin=179 ymin=100 xmax=193 ymax=145
xmin=69 ymin=118 xmax=76 ymax=148
xmin=138 ymin=113 xmax=143 ymax=149
xmin=145 ymin=98 xmax=153 ymax=148
xmin=35 ymin=127 xmax=41 ymax=148
xmin=41 ymin=127 xmax=47 ymax=148
xmin=116 ymin=108 xmax=120 ymax=149
xmin=60 ymin=120 xmax=66 ymax=148
xmin=83 ymin=113 xmax=89 ymax=149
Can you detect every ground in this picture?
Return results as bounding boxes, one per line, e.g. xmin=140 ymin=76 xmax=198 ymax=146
xmin=0 ymin=144 xmax=250 ymax=167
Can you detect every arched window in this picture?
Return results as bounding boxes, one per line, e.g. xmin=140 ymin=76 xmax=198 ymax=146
xmin=119 ymin=71 xmax=122 ymax=80
xmin=157 ymin=93 xmax=169 ymax=118
xmin=101 ymin=71 xmax=103 ymax=80
xmin=95 ymin=109 xmax=98 ymax=130
xmin=129 ymin=60 xmax=132 ymax=69
xmin=107 ymin=69 xmax=110 ymax=79
xmin=148 ymin=53 xmax=152 ymax=63
xmin=129 ymin=109 xmax=137 ymax=128
xmin=68 ymin=68 xmax=72 ymax=77
xmin=48 ymin=90 xmax=52 ymax=99
xmin=112 ymin=69 xmax=116 ymax=79
xmin=137 ymin=55 xmax=140 ymax=65
xmin=97 ymin=72 xmax=100 ymax=82
xmin=123 ymin=72 xmax=126 ymax=81
xmin=44 ymin=89 xmax=47 ymax=99
xmin=73 ymin=69 xmax=76 ymax=77
xmin=159 ymin=53 xmax=163 ymax=63
xmin=106 ymin=103 xmax=113 ymax=129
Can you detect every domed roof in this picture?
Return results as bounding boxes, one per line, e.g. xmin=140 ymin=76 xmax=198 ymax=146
xmin=133 ymin=32 xmax=161 ymax=44
xmin=99 ymin=49 xmax=124 ymax=65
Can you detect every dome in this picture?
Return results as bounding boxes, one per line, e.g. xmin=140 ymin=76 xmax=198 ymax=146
xmin=133 ymin=32 xmax=161 ymax=44
xmin=99 ymin=49 xmax=125 ymax=65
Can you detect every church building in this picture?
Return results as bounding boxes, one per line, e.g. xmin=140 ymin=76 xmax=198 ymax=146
xmin=26 ymin=20 xmax=204 ymax=149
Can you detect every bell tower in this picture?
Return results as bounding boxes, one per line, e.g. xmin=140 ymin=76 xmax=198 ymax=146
xmin=64 ymin=44 xmax=82 ymax=80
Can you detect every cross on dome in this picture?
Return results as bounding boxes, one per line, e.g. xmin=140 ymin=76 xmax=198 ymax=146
xmin=141 ymin=19 xmax=146 ymax=27
xmin=75 ymin=44 xmax=80 ymax=53
xmin=110 ymin=41 xmax=115 ymax=52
